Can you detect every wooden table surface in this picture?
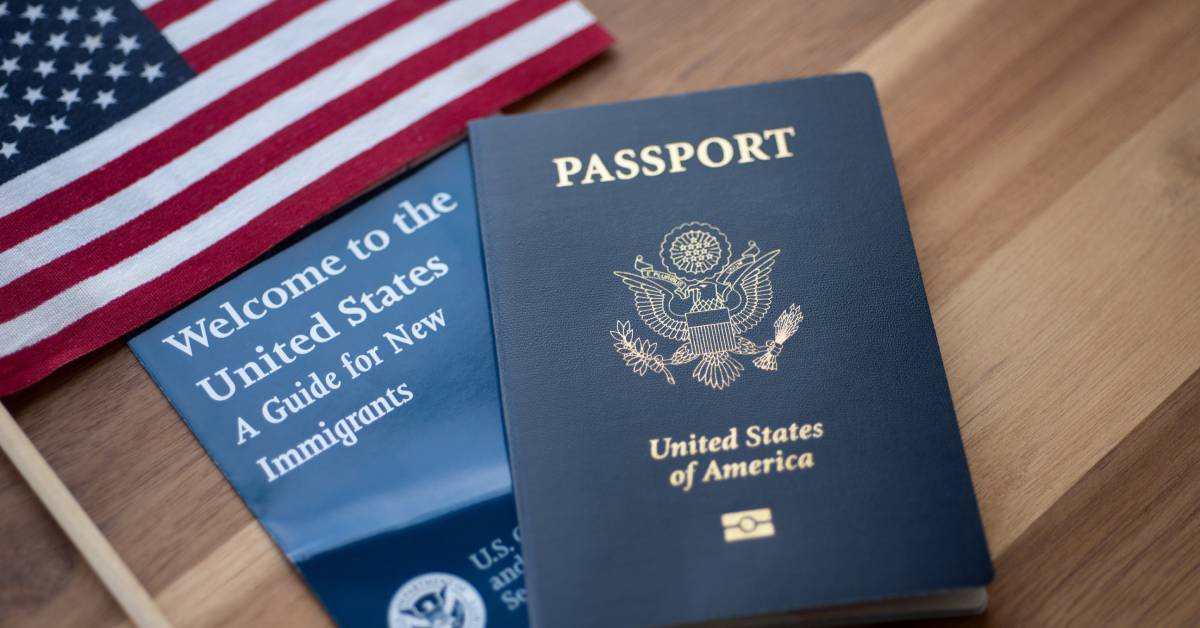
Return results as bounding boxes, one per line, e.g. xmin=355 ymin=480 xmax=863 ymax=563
xmin=4 ymin=0 xmax=1200 ymax=626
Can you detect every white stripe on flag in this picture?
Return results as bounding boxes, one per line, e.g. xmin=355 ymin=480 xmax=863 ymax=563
xmin=161 ymin=0 xmax=275 ymax=52
xmin=0 ymin=0 xmax=516 ymax=287
xmin=0 ymin=1 xmax=597 ymax=357
xmin=0 ymin=0 xmax=394 ymax=214
xmin=131 ymin=0 xmax=165 ymax=9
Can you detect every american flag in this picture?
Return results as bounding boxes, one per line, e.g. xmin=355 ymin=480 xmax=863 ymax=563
xmin=0 ymin=0 xmax=611 ymax=394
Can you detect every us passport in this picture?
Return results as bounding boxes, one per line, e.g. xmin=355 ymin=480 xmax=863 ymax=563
xmin=469 ymin=75 xmax=993 ymax=626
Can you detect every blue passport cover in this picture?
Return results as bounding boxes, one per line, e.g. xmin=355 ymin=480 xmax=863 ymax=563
xmin=469 ymin=75 xmax=992 ymax=626
xmin=130 ymin=145 xmax=528 ymax=628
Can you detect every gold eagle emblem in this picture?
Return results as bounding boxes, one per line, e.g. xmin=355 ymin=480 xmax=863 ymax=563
xmin=611 ymin=222 xmax=803 ymax=390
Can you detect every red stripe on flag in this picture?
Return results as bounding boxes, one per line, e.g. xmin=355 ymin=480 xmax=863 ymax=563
xmin=0 ymin=0 xmax=447 ymax=251
xmin=183 ymin=0 xmax=327 ymax=73
xmin=143 ymin=0 xmax=212 ymax=29
xmin=0 ymin=0 xmax=571 ymax=322
xmin=0 ymin=23 xmax=612 ymax=395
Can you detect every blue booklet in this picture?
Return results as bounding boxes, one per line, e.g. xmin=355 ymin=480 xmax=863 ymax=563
xmin=131 ymin=144 xmax=526 ymax=628
xmin=470 ymin=75 xmax=992 ymax=626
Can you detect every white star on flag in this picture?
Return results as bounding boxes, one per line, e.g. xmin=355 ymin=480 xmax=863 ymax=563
xmin=68 ymin=60 xmax=91 ymax=81
xmin=46 ymin=32 xmax=69 ymax=52
xmin=57 ymin=87 xmax=80 ymax=108
xmin=57 ymin=5 xmax=78 ymax=24
xmin=20 ymin=3 xmax=44 ymax=23
xmin=21 ymin=85 xmax=44 ymax=105
xmin=91 ymin=6 xmax=116 ymax=28
xmin=10 ymin=112 xmax=34 ymax=132
xmin=11 ymin=30 xmax=32 ymax=48
xmin=80 ymin=33 xmax=102 ymax=53
xmin=45 ymin=115 xmax=68 ymax=134
xmin=0 ymin=57 xmax=20 ymax=75
xmin=0 ymin=141 xmax=17 ymax=159
xmin=115 ymin=34 xmax=139 ymax=56
xmin=92 ymin=88 xmax=115 ymax=109
xmin=104 ymin=61 xmax=127 ymax=81
xmin=140 ymin=62 xmax=163 ymax=83
xmin=32 ymin=59 xmax=55 ymax=79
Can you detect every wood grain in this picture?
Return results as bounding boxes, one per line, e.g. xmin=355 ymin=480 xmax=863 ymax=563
xmin=0 ymin=401 xmax=168 ymax=627
xmin=3 ymin=1 xmax=1199 ymax=626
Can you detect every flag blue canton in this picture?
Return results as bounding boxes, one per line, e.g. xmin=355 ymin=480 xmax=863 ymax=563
xmin=0 ymin=1 xmax=192 ymax=181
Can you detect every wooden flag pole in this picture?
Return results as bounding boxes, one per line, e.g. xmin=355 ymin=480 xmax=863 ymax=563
xmin=0 ymin=401 xmax=172 ymax=628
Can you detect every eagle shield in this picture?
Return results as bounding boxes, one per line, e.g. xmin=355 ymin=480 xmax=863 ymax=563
xmin=610 ymin=222 xmax=804 ymax=390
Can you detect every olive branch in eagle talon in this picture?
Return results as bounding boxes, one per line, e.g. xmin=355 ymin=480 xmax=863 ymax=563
xmin=609 ymin=222 xmax=805 ymax=390
xmin=610 ymin=320 xmax=676 ymax=385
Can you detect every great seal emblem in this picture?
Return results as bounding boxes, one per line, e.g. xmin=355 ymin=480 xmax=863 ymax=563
xmin=611 ymin=222 xmax=804 ymax=390
xmin=387 ymin=572 xmax=486 ymax=628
